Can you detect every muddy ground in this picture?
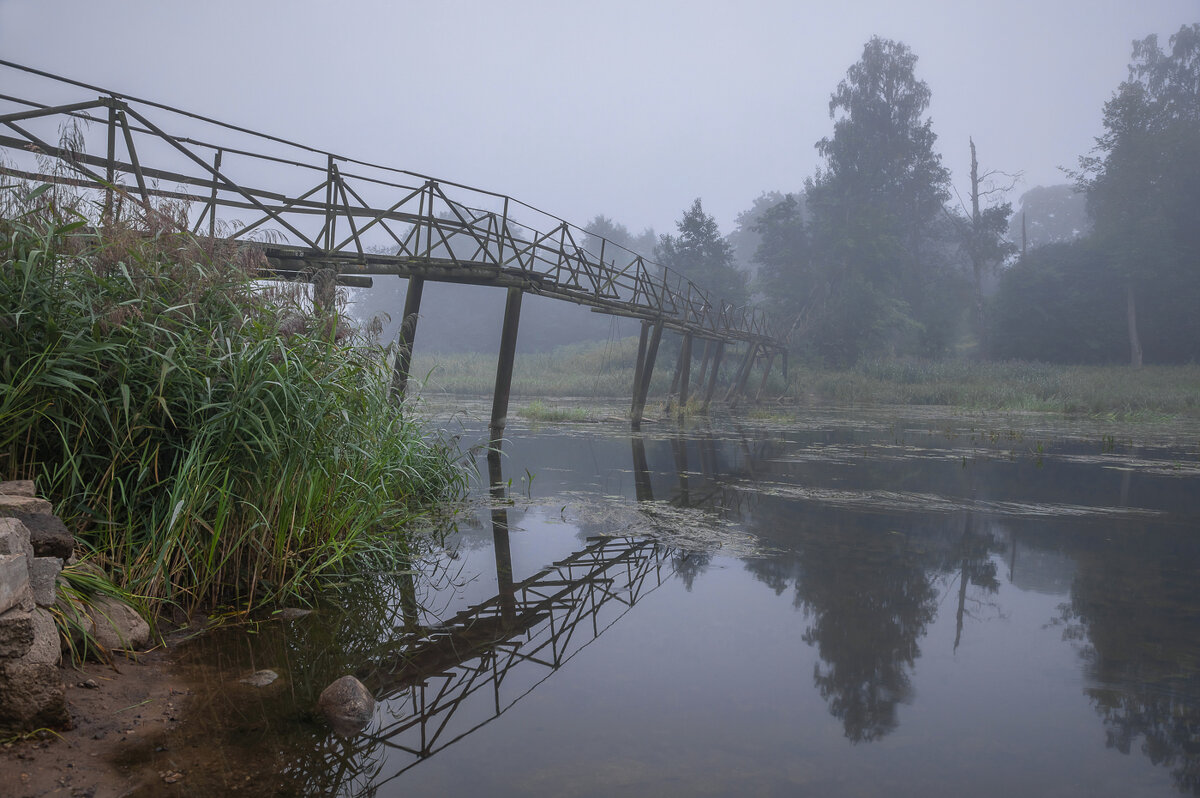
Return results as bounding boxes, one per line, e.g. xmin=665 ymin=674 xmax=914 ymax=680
xmin=0 ymin=649 xmax=192 ymax=798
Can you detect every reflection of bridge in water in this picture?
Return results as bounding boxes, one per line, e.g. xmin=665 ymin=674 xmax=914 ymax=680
xmin=346 ymin=452 xmax=675 ymax=780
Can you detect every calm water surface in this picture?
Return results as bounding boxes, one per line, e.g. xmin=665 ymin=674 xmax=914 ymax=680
xmin=128 ymin=401 xmax=1200 ymax=797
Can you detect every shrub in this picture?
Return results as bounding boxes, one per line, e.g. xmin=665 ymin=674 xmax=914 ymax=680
xmin=1 ymin=196 xmax=463 ymax=613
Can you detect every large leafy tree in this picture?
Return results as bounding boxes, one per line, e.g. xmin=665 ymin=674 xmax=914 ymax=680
xmin=1075 ymin=24 xmax=1200 ymax=367
xmin=656 ymin=198 xmax=748 ymax=308
xmin=802 ymin=36 xmax=957 ymax=364
xmin=752 ymin=194 xmax=816 ymax=338
xmin=1006 ymin=184 xmax=1091 ymax=252
xmin=581 ymin=214 xmax=657 ymax=262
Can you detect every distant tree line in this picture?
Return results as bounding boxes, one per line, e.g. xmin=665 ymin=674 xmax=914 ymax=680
xmin=637 ymin=24 xmax=1199 ymax=367
xmin=993 ymin=24 xmax=1200 ymax=366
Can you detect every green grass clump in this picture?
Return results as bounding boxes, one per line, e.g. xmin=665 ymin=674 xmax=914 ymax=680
xmin=1 ymin=198 xmax=463 ymax=615
xmin=519 ymin=399 xmax=591 ymax=422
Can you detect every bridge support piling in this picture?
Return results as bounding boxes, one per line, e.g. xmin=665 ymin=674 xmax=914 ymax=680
xmin=630 ymin=320 xmax=663 ymax=428
xmin=631 ymin=322 xmax=650 ymax=404
xmin=695 ymin=340 xmax=713 ymax=396
xmin=389 ymin=276 xmax=425 ymax=403
xmin=701 ymin=341 xmax=725 ymax=411
xmin=489 ymin=286 xmax=524 ymax=449
xmin=726 ymin=343 xmax=759 ymax=406
xmin=755 ymin=352 xmax=777 ymax=403
xmin=676 ymin=332 xmax=693 ymax=411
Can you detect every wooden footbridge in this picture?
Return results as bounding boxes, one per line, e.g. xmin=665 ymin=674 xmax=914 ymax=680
xmin=0 ymin=61 xmax=787 ymax=440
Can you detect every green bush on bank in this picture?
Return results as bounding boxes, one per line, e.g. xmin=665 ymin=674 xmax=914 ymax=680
xmin=0 ymin=200 xmax=463 ymax=614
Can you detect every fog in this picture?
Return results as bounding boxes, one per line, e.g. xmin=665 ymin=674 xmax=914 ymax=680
xmin=2 ymin=0 xmax=1195 ymax=358
xmin=2 ymin=0 xmax=1192 ymax=234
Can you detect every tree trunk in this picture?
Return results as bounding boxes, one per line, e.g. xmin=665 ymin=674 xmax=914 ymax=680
xmin=1126 ymin=282 xmax=1143 ymax=369
xmin=969 ymin=138 xmax=986 ymax=353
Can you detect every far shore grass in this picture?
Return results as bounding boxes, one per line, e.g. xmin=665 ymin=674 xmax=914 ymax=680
xmin=412 ymin=340 xmax=1200 ymax=418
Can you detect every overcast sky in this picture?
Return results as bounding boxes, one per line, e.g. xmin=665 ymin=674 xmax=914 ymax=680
xmin=1 ymin=0 xmax=1196 ymax=237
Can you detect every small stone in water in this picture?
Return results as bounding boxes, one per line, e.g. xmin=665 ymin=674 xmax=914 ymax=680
xmin=238 ymin=669 xmax=279 ymax=687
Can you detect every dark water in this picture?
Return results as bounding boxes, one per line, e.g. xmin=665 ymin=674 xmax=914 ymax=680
xmin=126 ymin=402 xmax=1200 ymax=797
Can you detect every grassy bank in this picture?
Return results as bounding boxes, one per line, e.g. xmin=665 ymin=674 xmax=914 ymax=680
xmin=793 ymin=359 xmax=1200 ymax=416
xmin=1 ymin=197 xmax=463 ymax=615
xmin=413 ymin=338 xmax=1200 ymax=418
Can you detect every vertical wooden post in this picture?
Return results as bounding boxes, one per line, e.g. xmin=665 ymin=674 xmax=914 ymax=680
xmin=631 ymin=320 xmax=650 ymax=408
xmin=207 ymin=148 xmax=222 ymax=241
xmin=103 ymin=102 xmax=116 ymax=225
xmin=390 ymin=275 xmax=425 ymax=403
xmin=755 ymin=352 xmax=777 ymax=403
xmin=677 ymin=332 xmax=693 ymax=410
xmin=668 ymin=343 xmax=683 ymax=398
xmin=489 ymin=286 xmax=523 ymax=448
xmin=323 ymin=154 xmax=336 ymax=251
xmin=631 ymin=320 xmax=663 ymax=427
xmin=695 ymin=340 xmax=713 ymax=395
xmin=701 ymin=341 xmax=725 ymax=411
xmin=726 ymin=343 xmax=758 ymax=405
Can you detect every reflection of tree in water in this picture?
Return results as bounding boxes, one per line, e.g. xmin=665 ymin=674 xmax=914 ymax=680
xmin=797 ymin=527 xmax=938 ymax=742
xmin=944 ymin=512 xmax=1005 ymax=652
xmin=744 ymin=510 xmax=939 ymax=743
xmin=1057 ymin=528 xmax=1200 ymax=795
xmin=673 ymin=550 xmax=711 ymax=592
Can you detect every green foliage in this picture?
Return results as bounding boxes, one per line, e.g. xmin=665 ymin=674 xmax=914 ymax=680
xmin=0 ymin=200 xmax=463 ymax=614
xmin=988 ymin=241 xmax=1127 ymax=363
xmin=750 ymin=36 xmax=964 ymax=365
xmin=1008 ymin=184 xmax=1091 ymax=249
xmin=657 ymin=199 xmax=748 ymax=308
xmin=519 ymin=400 xmax=592 ymax=423
xmin=1073 ymin=24 xmax=1200 ymax=364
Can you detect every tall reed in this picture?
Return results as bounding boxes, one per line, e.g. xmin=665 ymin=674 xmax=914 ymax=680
xmin=1 ymin=195 xmax=463 ymax=614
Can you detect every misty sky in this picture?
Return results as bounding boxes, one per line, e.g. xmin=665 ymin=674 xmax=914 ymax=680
xmin=1 ymin=0 xmax=1195 ymax=239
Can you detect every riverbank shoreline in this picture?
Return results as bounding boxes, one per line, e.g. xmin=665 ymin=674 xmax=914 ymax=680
xmin=0 ymin=646 xmax=192 ymax=798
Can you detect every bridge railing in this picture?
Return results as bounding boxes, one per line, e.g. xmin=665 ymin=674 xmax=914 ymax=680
xmin=0 ymin=61 xmax=786 ymax=350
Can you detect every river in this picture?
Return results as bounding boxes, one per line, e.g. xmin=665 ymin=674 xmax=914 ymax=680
xmin=129 ymin=400 xmax=1200 ymax=797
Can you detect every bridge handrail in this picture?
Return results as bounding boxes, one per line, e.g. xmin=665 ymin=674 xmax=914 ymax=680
xmin=0 ymin=60 xmax=787 ymax=349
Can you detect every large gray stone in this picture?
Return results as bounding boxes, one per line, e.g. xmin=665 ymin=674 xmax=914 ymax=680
xmin=0 ymin=517 xmax=35 ymax=563
xmin=0 ymin=608 xmax=34 ymax=659
xmin=0 ymin=494 xmax=52 ymax=515
xmin=29 ymin=556 xmax=61 ymax=607
xmin=24 ymin=607 xmax=60 ymax=666
xmin=1 ymin=511 xmax=73 ymax=559
xmin=0 ymin=480 xmax=35 ymax=497
xmin=0 ymin=660 xmax=69 ymax=731
xmin=88 ymin=595 xmax=150 ymax=652
xmin=317 ymin=675 xmax=375 ymax=736
xmin=0 ymin=553 xmax=29 ymax=616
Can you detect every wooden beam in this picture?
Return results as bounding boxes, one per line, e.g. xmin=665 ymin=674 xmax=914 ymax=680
xmin=630 ymin=320 xmax=663 ymax=428
xmin=390 ymin=276 xmax=425 ymax=403
xmin=677 ymin=332 xmax=693 ymax=411
xmin=489 ymin=287 xmax=524 ymax=449
xmin=701 ymin=341 xmax=725 ymax=411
